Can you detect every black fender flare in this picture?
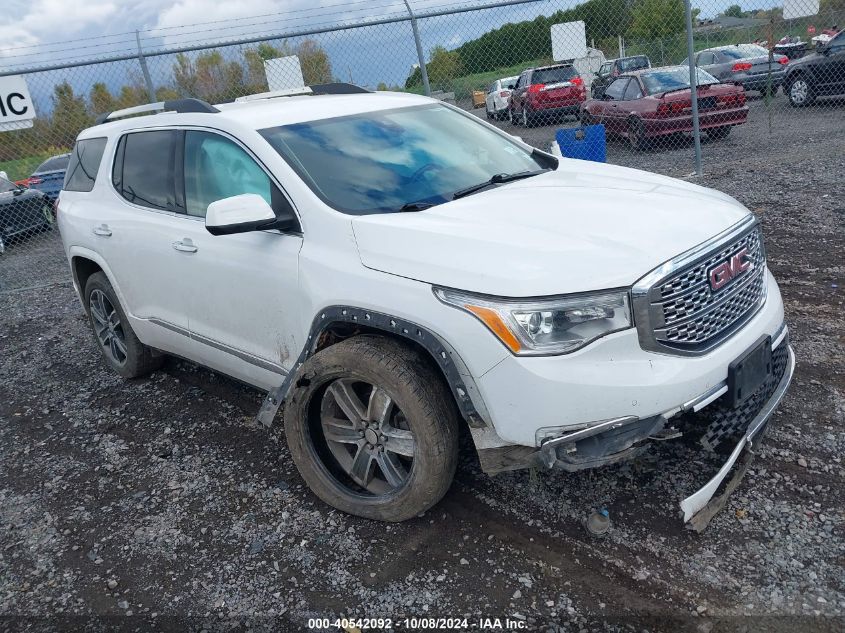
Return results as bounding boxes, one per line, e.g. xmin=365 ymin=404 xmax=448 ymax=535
xmin=256 ymin=306 xmax=491 ymax=429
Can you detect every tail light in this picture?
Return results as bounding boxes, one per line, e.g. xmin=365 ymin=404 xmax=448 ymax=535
xmin=527 ymin=83 xmax=545 ymax=94
xmin=732 ymin=62 xmax=752 ymax=72
xmin=778 ymin=57 xmax=789 ymax=65
xmin=571 ymin=77 xmax=583 ymax=86
xmin=656 ymin=101 xmax=689 ymax=117
xmin=53 ymin=196 xmax=60 ymax=218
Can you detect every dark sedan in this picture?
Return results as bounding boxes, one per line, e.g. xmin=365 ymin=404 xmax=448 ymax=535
xmin=784 ymin=30 xmax=845 ymax=106
xmin=0 ymin=175 xmax=54 ymax=254
xmin=580 ymin=66 xmax=748 ymax=150
xmin=16 ymin=153 xmax=70 ymax=202
xmin=683 ymin=44 xmax=788 ymax=96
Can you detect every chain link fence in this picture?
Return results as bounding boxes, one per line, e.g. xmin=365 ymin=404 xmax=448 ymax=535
xmin=0 ymin=0 xmax=841 ymax=292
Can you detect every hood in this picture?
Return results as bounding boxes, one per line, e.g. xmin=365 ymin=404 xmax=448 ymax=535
xmin=0 ymin=188 xmax=46 ymax=205
xmin=351 ymin=162 xmax=752 ymax=297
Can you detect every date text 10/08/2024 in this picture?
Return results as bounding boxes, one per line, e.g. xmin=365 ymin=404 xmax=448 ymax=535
xmin=307 ymin=617 xmax=529 ymax=630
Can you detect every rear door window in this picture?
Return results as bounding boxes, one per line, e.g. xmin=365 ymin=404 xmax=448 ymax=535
xmin=36 ymin=155 xmax=70 ymax=174
xmin=532 ymin=66 xmax=577 ymax=85
xmin=64 ymin=138 xmax=107 ymax=192
xmin=604 ymin=78 xmax=629 ymax=100
xmin=623 ymin=78 xmax=643 ymax=100
xmin=113 ymin=131 xmax=177 ymax=211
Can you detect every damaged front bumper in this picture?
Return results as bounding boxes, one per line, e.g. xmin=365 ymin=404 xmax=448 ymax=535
xmin=680 ymin=343 xmax=795 ymax=527
xmin=520 ymin=337 xmax=796 ymax=527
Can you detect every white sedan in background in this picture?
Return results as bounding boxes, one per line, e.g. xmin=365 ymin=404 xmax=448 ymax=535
xmin=485 ymin=75 xmax=518 ymax=119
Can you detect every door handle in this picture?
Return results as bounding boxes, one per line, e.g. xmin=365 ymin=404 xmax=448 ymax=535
xmin=92 ymin=225 xmax=112 ymax=237
xmin=172 ymin=239 xmax=198 ymax=253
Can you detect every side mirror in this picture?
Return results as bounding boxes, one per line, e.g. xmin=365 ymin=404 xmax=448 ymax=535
xmin=205 ymin=193 xmax=294 ymax=236
xmin=506 ymin=84 xmax=515 ymax=90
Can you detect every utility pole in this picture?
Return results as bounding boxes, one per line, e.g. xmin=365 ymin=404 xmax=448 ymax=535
xmin=403 ymin=0 xmax=431 ymax=96
xmin=684 ymin=0 xmax=703 ymax=176
xmin=135 ymin=31 xmax=156 ymax=103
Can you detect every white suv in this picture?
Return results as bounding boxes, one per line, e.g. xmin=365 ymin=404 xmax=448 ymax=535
xmin=57 ymin=84 xmax=794 ymax=524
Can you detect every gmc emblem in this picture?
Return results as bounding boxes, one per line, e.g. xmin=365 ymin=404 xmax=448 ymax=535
xmin=708 ymin=247 xmax=751 ymax=292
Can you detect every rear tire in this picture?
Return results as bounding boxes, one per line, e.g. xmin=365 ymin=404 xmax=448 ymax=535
xmin=707 ymin=126 xmax=732 ymax=140
xmin=84 ymin=272 xmax=163 ymax=379
xmin=283 ymin=336 xmax=460 ymax=522
xmin=580 ymin=110 xmax=596 ymax=126
xmin=627 ymin=117 xmax=649 ymax=151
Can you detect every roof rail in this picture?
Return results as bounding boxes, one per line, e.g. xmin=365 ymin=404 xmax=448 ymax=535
xmin=234 ymin=87 xmax=313 ymax=102
xmin=95 ymin=98 xmax=219 ymax=125
xmin=231 ymin=83 xmax=371 ymax=104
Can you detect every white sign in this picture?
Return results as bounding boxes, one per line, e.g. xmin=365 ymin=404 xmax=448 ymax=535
xmin=0 ymin=75 xmax=36 ymax=132
xmin=783 ymin=0 xmax=819 ymax=20
xmin=551 ymin=21 xmax=587 ymax=62
xmin=264 ymin=55 xmax=306 ymax=92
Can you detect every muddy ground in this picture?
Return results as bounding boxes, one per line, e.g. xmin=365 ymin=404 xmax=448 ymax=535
xmin=1 ymin=96 xmax=843 ymax=632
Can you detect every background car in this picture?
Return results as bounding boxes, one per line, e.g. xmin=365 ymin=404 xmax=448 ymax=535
xmin=684 ymin=44 xmax=788 ymax=96
xmin=484 ymin=75 xmax=518 ymax=119
xmin=16 ymin=153 xmax=70 ymax=202
xmin=508 ymin=63 xmax=586 ymax=126
xmin=0 ymin=175 xmax=54 ymax=254
xmin=580 ymin=66 xmax=748 ymax=150
xmin=591 ymin=55 xmax=651 ymax=97
xmin=784 ymin=30 xmax=845 ymax=106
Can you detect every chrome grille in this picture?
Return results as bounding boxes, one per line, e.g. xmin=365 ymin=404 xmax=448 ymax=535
xmin=633 ymin=221 xmax=767 ymax=355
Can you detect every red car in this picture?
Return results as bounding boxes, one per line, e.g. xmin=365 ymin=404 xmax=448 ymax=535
xmin=580 ymin=66 xmax=748 ymax=150
xmin=508 ymin=63 xmax=586 ymax=127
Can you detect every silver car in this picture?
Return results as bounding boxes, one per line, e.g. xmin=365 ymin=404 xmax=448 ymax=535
xmin=684 ymin=44 xmax=789 ymax=96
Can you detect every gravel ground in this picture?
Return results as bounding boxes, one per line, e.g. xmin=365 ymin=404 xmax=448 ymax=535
xmin=1 ymin=95 xmax=843 ymax=632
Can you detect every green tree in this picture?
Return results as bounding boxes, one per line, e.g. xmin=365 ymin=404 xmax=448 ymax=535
xmin=724 ymin=4 xmax=745 ymax=18
xmin=377 ymin=82 xmax=388 ymax=90
xmin=629 ymin=0 xmax=686 ymax=40
xmin=51 ymin=82 xmax=92 ymax=148
xmin=427 ymin=46 xmax=464 ymax=90
xmin=298 ymin=39 xmax=333 ymax=85
xmin=173 ymin=53 xmax=197 ymax=96
xmin=89 ymin=82 xmax=114 ymax=116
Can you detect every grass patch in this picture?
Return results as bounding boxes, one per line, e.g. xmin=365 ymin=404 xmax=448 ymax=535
xmin=0 ymin=152 xmax=62 ymax=182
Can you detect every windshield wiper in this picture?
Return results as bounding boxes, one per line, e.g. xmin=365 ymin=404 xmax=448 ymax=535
xmin=452 ymin=169 xmax=549 ymax=200
xmin=396 ymin=200 xmax=437 ymax=212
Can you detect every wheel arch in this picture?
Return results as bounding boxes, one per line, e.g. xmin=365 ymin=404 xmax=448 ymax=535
xmin=280 ymin=306 xmax=493 ymax=431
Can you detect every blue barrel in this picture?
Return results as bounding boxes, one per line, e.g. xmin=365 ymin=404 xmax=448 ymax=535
xmin=555 ymin=124 xmax=606 ymax=163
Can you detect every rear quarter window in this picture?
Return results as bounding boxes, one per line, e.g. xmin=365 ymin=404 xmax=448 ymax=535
xmin=63 ymin=138 xmax=107 ymax=192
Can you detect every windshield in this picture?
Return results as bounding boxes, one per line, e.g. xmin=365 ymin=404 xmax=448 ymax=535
xmin=35 ymin=155 xmax=70 ymax=174
xmin=720 ymin=44 xmax=769 ymax=59
xmin=617 ymin=56 xmax=649 ymax=71
xmin=641 ymin=67 xmax=720 ymax=94
xmin=532 ymin=66 xmax=578 ymax=85
xmin=260 ymin=104 xmax=546 ymax=215
xmin=0 ymin=176 xmax=17 ymax=193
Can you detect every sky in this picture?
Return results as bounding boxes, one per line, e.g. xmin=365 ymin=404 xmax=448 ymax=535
xmin=0 ymin=0 xmax=786 ymax=114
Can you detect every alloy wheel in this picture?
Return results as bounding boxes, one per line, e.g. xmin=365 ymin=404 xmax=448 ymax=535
xmin=89 ymin=289 xmax=128 ymax=365
xmin=319 ymin=379 xmax=415 ymax=495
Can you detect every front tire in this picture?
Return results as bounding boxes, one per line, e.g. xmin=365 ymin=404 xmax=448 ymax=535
xmin=84 ymin=272 xmax=163 ymax=378
xmin=787 ymin=76 xmax=814 ymax=107
xmin=283 ymin=336 xmax=459 ymax=522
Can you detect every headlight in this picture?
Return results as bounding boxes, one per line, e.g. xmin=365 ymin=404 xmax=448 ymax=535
xmin=434 ymin=287 xmax=632 ymax=355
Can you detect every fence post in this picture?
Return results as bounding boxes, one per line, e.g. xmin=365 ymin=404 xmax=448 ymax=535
xmin=135 ymin=31 xmax=157 ymax=103
xmin=684 ymin=0 xmax=703 ymax=177
xmin=403 ymin=0 xmax=431 ymax=96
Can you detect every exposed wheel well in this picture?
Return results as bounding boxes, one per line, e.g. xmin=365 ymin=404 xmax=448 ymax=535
xmin=72 ymin=257 xmax=103 ymax=300
xmin=307 ymin=314 xmax=487 ymax=430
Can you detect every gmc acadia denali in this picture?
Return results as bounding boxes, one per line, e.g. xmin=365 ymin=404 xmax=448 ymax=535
xmin=57 ymin=84 xmax=794 ymax=524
